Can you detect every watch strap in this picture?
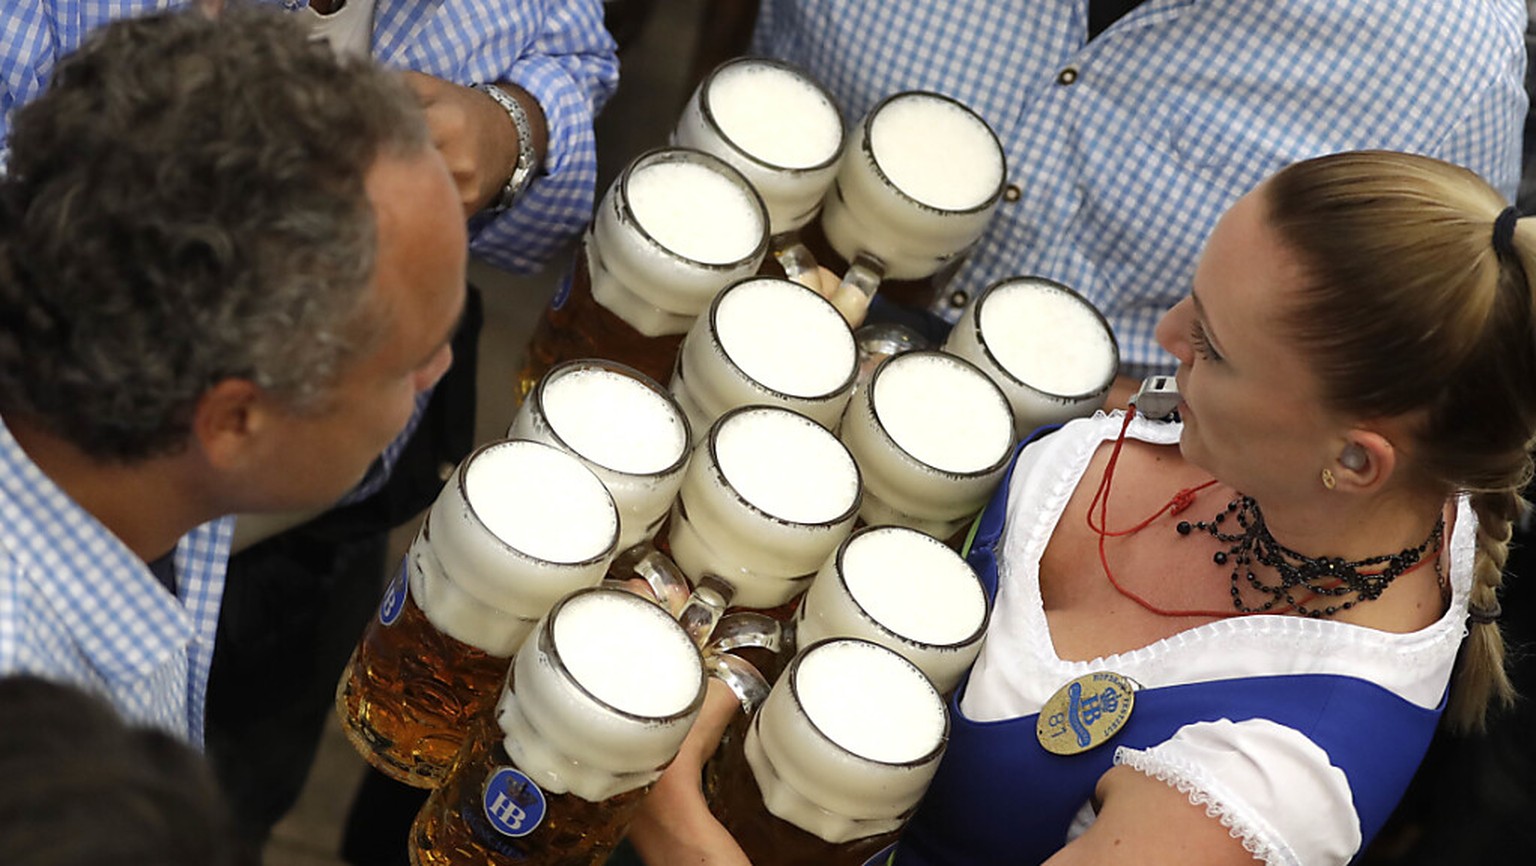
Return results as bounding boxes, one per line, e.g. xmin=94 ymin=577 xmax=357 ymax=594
xmin=474 ymin=82 xmax=537 ymax=211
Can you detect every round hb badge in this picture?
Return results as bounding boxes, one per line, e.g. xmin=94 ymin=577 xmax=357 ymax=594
xmin=482 ymin=766 xmax=546 ymax=838
xmin=1036 ymin=671 xmax=1136 ymax=755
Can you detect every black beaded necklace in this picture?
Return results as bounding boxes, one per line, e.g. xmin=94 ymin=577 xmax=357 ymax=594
xmin=1175 ymin=496 xmax=1445 ymax=618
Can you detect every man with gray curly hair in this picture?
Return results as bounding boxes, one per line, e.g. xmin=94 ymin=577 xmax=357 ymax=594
xmin=0 ymin=5 xmax=466 ymax=743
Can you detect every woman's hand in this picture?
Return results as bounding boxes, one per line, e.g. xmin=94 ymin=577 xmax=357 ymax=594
xmin=626 ymin=678 xmax=753 ymax=865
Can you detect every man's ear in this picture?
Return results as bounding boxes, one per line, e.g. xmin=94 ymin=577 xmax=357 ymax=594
xmin=190 ymin=379 xmax=266 ymax=472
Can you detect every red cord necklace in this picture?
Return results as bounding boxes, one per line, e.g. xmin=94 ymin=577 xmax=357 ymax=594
xmin=1085 ymin=409 xmax=1438 ymax=619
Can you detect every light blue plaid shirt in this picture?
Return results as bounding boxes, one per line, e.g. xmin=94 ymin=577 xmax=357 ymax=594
xmin=756 ymin=0 xmax=1528 ymax=375
xmin=0 ymin=0 xmax=618 ymax=274
xmin=0 ymin=415 xmax=234 ymax=743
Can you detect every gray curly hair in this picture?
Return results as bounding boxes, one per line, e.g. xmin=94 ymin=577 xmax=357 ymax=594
xmin=0 ymin=3 xmax=431 ymax=461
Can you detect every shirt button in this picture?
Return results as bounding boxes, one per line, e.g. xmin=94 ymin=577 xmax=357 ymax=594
xmin=1057 ymin=67 xmax=1079 ymax=85
xmin=950 ymin=290 xmax=970 ymax=309
xmin=1003 ymin=184 xmax=1022 ymax=203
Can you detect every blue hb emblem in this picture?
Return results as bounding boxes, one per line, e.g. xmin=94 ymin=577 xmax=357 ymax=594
xmin=378 ymin=562 xmax=408 ymax=627
xmin=482 ymin=767 xmax=546 ymax=837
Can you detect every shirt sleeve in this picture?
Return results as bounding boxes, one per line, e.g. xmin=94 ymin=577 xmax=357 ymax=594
xmin=1112 ymin=718 xmax=1362 ymax=866
xmin=372 ymin=0 xmax=620 ymax=273
xmin=0 ymin=2 xmax=66 ymax=171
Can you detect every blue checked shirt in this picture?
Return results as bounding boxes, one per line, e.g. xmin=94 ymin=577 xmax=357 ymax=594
xmin=756 ymin=0 xmax=1528 ymax=375
xmin=0 ymin=416 xmax=234 ymax=743
xmin=0 ymin=0 xmax=618 ymax=274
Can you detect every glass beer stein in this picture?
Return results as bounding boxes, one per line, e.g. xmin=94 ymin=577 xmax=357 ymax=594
xmin=839 ymin=350 xmax=1015 ymax=541
xmin=509 ymin=358 xmax=691 ymax=552
xmin=410 ymin=586 xmax=706 ymax=866
xmin=673 ymin=56 xmax=844 ymax=279
xmin=943 ymin=276 xmax=1120 ymax=435
xmin=670 ymin=276 xmax=858 ymax=442
xmin=792 ymin=525 xmax=989 ymax=694
xmin=337 ymin=440 xmax=620 ymax=787
xmin=803 ymin=90 xmax=1005 ymax=323
xmin=519 ymin=147 xmax=769 ymax=393
xmin=668 ymin=405 xmax=861 ymax=612
xmin=709 ymin=638 xmax=948 ymax=866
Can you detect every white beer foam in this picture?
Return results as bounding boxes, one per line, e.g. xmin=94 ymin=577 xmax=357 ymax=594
xmin=499 ymin=592 xmax=702 ymax=801
xmin=541 ymin=367 xmax=687 ymax=474
xmin=795 ymin=640 xmax=945 ymax=764
xmin=873 ymin=353 xmax=1013 ymax=473
xmin=841 ymin=528 xmax=986 ymax=646
xmin=983 ymin=281 xmax=1116 ymax=396
xmin=715 ymin=408 xmax=858 ymax=524
xmin=708 ymin=62 xmax=842 ymax=170
xmin=627 ymin=160 xmax=763 ymax=265
xmin=552 ymin=590 xmax=701 ymax=718
xmin=868 ymin=95 xmax=1002 ymax=211
xmin=716 ymin=278 xmax=855 ymax=398
xmin=463 ymin=441 xmax=617 ymax=565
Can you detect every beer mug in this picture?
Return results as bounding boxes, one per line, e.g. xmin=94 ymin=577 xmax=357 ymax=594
xmin=793 ymin=526 xmax=989 ymax=694
xmin=519 ymin=147 xmax=770 ymax=392
xmin=709 ymin=638 xmax=948 ymax=865
xmin=807 ymin=91 xmax=1005 ymax=323
xmin=668 ymin=405 xmax=861 ymax=611
xmin=337 ymin=440 xmax=620 ymax=787
xmin=839 ymin=350 xmax=1015 ymax=541
xmin=674 ymin=57 xmax=844 ymax=278
xmin=944 ymin=276 xmax=1120 ymax=434
xmin=508 ymin=358 xmax=691 ymax=552
xmin=671 ymin=276 xmax=858 ymax=442
xmin=410 ymin=586 xmax=706 ymax=866
xmin=853 ymin=321 xmax=929 ymax=392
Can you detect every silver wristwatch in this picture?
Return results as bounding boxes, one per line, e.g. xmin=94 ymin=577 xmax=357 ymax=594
xmin=474 ymin=82 xmax=537 ymax=211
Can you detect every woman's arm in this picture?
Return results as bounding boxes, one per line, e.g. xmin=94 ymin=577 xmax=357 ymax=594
xmin=626 ymin=678 xmax=753 ymax=866
xmin=1044 ymin=766 xmax=1256 ymax=866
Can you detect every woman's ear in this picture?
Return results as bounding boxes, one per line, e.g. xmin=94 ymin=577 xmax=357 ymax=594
xmin=1332 ymin=430 xmax=1395 ymax=493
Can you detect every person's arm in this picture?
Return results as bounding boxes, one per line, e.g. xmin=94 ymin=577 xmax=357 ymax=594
xmin=1043 ymin=766 xmax=1256 ymax=866
xmin=373 ymin=0 xmax=620 ymax=273
xmin=626 ymin=678 xmax=753 ymax=866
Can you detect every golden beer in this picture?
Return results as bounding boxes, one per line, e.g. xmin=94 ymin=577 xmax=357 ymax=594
xmin=710 ymin=718 xmax=901 ymax=866
xmin=337 ymin=557 xmax=511 ymax=788
xmin=410 ymin=714 xmax=649 ymax=866
xmin=518 ymin=243 xmax=685 ymax=398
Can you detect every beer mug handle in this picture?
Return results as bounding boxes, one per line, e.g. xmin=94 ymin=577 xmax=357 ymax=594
xmin=708 ymin=612 xmax=783 ymax=655
xmin=829 ymin=252 xmax=885 ymax=328
xmin=677 ymin=574 xmax=736 ymax=648
xmin=704 ymin=651 xmax=770 ymax=715
xmin=773 ymin=232 xmax=819 ymax=283
xmin=604 ymin=541 xmax=693 ymax=616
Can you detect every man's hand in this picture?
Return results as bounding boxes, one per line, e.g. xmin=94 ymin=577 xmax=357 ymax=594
xmin=403 ymin=72 xmax=546 ymax=217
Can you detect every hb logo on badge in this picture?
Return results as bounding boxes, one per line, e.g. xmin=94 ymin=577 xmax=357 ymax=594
xmin=483 ymin=767 xmax=547 ymax=838
xmin=1035 ymin=671 xmax=1136 ymax=756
